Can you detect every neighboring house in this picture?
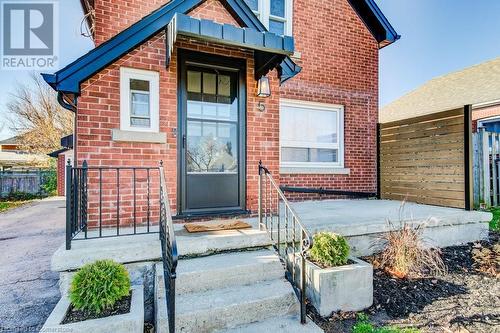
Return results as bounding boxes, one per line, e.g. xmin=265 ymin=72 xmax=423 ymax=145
xmin=48 ymin=135 xmax=74 ymax=196
xmin=0 ymin=136 xmax=23 ymax=153
xmin=0 ymin=136 xmax=49 ymax=170
xmin=380 ymin=56 xmax=500 ymax=130
xmin=43 ymin=0 xmax=399 ymax=217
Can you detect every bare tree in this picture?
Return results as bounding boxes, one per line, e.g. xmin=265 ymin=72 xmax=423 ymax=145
xmin=6 ymin=73 xmax=73 ymax=154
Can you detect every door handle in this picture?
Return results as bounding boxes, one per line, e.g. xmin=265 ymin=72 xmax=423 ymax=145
xmin=182 ymin=135 xmax=186 ymax=149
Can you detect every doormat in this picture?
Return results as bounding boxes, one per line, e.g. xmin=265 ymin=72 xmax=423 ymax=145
xmin=184 ymin=220 xmax=252 ymax=233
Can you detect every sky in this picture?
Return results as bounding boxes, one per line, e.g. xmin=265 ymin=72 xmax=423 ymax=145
xmin=378 ymin=0 xmax=500 ymax=106
xmin=1 ymin=0 xmax=500 ymax=140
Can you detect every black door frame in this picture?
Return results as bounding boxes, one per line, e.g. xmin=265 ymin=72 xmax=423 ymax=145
xmin=177 ymin=49 xmax=247 ymax=216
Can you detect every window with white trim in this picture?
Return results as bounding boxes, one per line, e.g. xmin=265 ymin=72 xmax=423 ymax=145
xmin=244 ymin=0 xmax=293 ymax=36
xmin=120 ymin=67 xmax=160 ymax=132
xmin=280 ymin=99 xmax=344 ymax=168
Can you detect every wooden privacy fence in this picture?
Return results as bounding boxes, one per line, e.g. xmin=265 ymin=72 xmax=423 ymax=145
xmin=473 ymin=127 xmax=500 ymax=207
xmin=379 ymin=106 xmax=473 ymax=210
xmin=0 ymin=169 xmax=52 ymax=198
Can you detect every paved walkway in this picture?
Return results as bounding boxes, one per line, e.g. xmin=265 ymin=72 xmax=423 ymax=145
xmin=0 ymin=197 xmax=65 ymax=332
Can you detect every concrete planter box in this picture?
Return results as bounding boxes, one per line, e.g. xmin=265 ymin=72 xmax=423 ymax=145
xmin=41 ymin=285 xmax=144 ymax=333
xmin=306 ymin=256 xmax=373 ymax=317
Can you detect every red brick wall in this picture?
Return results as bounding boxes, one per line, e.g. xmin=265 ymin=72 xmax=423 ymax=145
xmin=472 ymin=104 xmax=500 ymax=131
xmin=57 ymin=154 xmax=65 ymax=196
xmin=189 ymin=0 xmax=239 ymax=25
xmin=77 ymin=36 xmax=279 ymax=226
xmin=80 ymin=0 xmax=380 ymax=223
xmin=94 ymin=0 xmax=169 ymax=45
xmin=93 ymin=0 xmax=238 ymax=45
xmin=280 ymin=0 xmax=379 ymax=196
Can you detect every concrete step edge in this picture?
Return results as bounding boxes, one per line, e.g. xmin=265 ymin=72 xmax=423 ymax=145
xmin=216 ymin=315 xmax=324 ymax=333
xmin=175 ymin=279 xmax=299 ymax=332
xmin=177 ymin=249 xmax=285 ymax=294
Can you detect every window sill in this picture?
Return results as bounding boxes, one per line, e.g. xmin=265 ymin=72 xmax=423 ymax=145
xmin=112 ymin=129 xmax=166 ymax=143
xmin=280 ymin=166 xmax=350 ymax=175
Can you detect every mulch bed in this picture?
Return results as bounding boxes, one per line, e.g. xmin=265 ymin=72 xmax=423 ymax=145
xmin=309 ymin=233 xmax=500 ymax=333
xmin=62 ymin=295 xmax=131 ymax=324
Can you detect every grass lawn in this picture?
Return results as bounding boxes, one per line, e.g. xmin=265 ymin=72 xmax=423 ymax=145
xmin=489 ymin=207 xmax=500 ymax=231
xmin=0 ymin=200 xmax=30 ymax=213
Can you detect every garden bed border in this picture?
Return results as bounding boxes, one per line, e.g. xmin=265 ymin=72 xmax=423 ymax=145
xmin=41 ymin=285 xmax=144 ymax=333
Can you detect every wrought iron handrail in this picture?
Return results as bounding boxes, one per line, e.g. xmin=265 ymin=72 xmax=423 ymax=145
xmin=258 ymin=161 xmax=313 ymax=324
xmin=158 ymin=161 xmax=178 ymax=333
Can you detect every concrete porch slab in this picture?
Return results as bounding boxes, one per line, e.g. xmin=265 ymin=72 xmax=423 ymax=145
xmin=285 ymin=199 xmax=490 ymax=234
xmin=284 ymin=199 xmax=491 ymax=256
xmin=51 ymin=199 xmax=491 ymax=271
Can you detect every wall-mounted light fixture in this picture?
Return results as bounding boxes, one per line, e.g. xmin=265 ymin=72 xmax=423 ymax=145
xmin=257 ymin=75 xmax=271 ymax=97
xmin=257 ymin=75 xmax=271 ymax=112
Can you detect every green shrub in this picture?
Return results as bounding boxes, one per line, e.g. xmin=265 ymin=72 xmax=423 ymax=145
xmin=6 ymin=191 xmax=40 ymax=201
xmin=309 ymin=232 xmax=349 ymax=267
xmin=489 ymin=207 xmax=500 ymax=232
xmin=352 ymin=314 xmax=421 ymax=333
xmin=353 ymin=317 xmax=375 ymax=333
xmin=41 ymin=169 xmax=57 ymax=196
xmin=69 ymin=260 xmax=131 ymax=315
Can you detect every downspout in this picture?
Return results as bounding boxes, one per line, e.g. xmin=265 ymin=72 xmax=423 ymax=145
xmin=57 ymin=92 xmax=78 ymax=167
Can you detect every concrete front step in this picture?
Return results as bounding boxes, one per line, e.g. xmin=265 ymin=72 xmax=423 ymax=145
xmin=217 ymin=315 xmax=323 ymax=333
xmin=155 ymin=261 xmax=300 ymax=333
xmin=175 ymin=228 xmax=272 ymax=257
xmin=52 ymin=227 xmax=272 ymax=272
xmin=177 ymin=249 xmax=284 ymax=294
xmin=176 ymin=278 xmax=299 ymax=333
xmin=52 ymin=233 xmax=161 ymax=271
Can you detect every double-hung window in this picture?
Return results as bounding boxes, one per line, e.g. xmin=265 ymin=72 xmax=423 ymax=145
xmin=120 ymin=67 xmax=159 ymax=132
xmin=280 ymin=99 xmax=345 ymax=170
xmin=244 ymin=0 xmax=293 ymax=36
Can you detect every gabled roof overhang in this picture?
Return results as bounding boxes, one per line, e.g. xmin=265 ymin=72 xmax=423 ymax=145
xmin=43 ymin=0 xmax=301 ymax=96
xmin=347 ymin=0 xmax=400 ymax=48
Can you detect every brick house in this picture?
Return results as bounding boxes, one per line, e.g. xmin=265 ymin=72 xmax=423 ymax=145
xmin=48 ymin=135 xmax=74 ymax=196
xmin=43 ymin=0 xmax=398 ymax=219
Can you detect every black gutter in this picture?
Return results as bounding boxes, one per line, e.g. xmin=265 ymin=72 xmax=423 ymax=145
xmin=57 ymin=92 xmax=77 ymax=112
xmin=48 ymin=148 xmax=70 ymax=158
xmin=280 ymin=186 xmax=376 ymax=198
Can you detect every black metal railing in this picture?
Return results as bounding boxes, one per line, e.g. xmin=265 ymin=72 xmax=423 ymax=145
xmin=65 ymin=160 xmax=161 ymax=249
xmin=66 ymin=160 xmax=88 ymax=249
xmin=65 ymin=160 xmax=178 ymax=332
xmin=158 ymin=161 xmax=178 ymax=333
xmin=258 ymin=161 xmax=313 ymax=324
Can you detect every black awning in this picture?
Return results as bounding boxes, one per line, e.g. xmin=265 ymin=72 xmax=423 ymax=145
xmin=166 ymin=14 xmax=294 ymax=80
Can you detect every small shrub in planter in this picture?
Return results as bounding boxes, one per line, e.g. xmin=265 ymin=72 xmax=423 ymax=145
xmin=69 ymin=259 xmax=131 ymax=315
xmin=309 ymin=232 xmax=350 ymax=267
xmin=42 ymin=260 xmax=143 ymax=333
xmin=305 ymin=232 xmax=373 ymax=316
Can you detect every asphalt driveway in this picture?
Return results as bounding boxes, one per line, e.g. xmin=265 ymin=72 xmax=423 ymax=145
xmin=0 ymin=197 xmax=65 ymax=332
